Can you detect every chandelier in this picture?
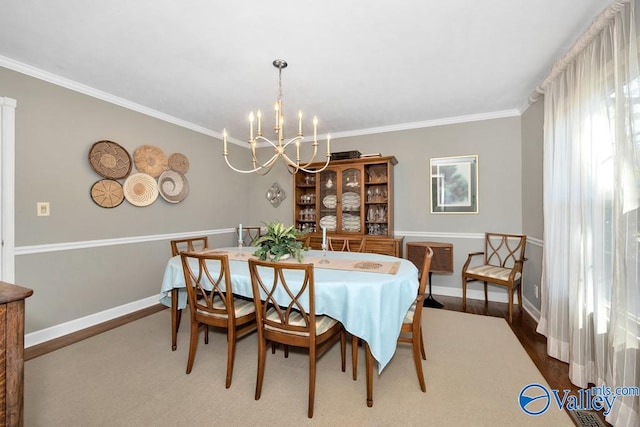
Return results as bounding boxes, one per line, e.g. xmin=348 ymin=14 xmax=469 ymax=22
xmin=222 ymin=59 xmax=331 ymax=175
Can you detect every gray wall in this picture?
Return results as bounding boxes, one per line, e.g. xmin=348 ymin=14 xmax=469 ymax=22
xmin=1 ymin=65 xmax=544 ymax=334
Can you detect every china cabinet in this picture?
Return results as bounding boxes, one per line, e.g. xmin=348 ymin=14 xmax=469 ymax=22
xmin=293 ymin=156 xmax=400 ymax=255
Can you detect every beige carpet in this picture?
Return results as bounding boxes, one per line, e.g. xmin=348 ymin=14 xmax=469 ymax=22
xmin=24 ymin=308 xmax=572 ymax=426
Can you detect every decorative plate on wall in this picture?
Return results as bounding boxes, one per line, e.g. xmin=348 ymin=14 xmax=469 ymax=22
xmin=88 ymin=140 xmax=132 ymax=179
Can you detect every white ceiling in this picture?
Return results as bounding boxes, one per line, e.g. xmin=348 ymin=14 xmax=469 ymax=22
xmin=0 ymin=1 xmax=608 ymax=144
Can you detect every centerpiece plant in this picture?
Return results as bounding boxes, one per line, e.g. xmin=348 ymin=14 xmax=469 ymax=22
xmin=253 ymin=222 xmax=309 ymax=262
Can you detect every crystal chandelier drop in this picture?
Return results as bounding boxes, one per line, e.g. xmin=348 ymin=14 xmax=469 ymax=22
xmin=222 ymin=59 xmax=331 ymax=174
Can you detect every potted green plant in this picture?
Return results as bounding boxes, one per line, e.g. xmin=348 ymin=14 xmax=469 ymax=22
xmin=253 ymin=222 xmax=309 ymax=262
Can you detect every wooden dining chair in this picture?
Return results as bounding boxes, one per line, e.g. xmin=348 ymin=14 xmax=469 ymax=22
xmin=350 ymin=246 xmax=433 ymax=393
xmin=170 ymin=236 xmax=208 ymax=257
xmin=328 ymin=236 xmax=366 ymax=252
xmin=325 ymin=235 xmax=367 ymax=381
xmin=247 ymin=258 xmax=346 ymax=418
xmin=180 ymin=251 xmax=257 ymax=388
xmin=397 ymin=246 xmax=433 ymax=392
xmin=169 ymin=236 xmax=209 ymax=351
xmin=461 ymin=233 xmax=527 ymax=322
xmin=236 ymin=226 xmax=262 ymax=247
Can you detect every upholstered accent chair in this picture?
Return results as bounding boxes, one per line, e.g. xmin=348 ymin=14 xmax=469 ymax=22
xmin=461 ymin=233 xmax=527 ymax=322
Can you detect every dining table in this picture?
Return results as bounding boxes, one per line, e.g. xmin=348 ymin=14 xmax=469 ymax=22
xmin=160 ymin=247 xmax=419 ymax=407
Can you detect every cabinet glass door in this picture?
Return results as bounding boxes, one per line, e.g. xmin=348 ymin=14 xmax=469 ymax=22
xmin=318 ymin=170 xmax=337 ymax=232
xmin=341 ymin=167 xmax=362 ymax=233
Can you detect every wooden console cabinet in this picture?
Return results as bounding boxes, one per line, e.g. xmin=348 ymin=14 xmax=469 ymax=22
xmin=0 ymin=282 xmax=33 ymax=427
xmin=293 ymin=156 xmax=400 ymax=256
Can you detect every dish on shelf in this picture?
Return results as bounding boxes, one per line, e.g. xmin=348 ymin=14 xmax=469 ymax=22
xmin=342 ymin=213 xmax=361 ymax=232
xmin=319 ymin=215 xmax=337 ymax=231
xmin=342 ymin=192 xmax=361 ymax=210
xmin=322 ymin=194 xmax=337 ymax=209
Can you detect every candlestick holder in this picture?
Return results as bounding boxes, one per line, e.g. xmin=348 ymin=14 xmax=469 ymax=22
xmin=237 ymin=239 xmax=246 ymax=257
xmin=319 ymin=243 xmax=329 ymax=264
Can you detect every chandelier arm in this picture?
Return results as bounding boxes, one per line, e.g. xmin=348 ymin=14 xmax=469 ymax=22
xmin=254 ymin=135 xmax=279 ymax=148
xmin=281 ymin=136 xmax=303 ymax=149
xmin=298 ymin=142 xmax=320 ymax=169
xmin=293 ymin=154 xmax=332 ymax=174
xmin=247 ymin=139 xmax=283 ymax=170
xmin=223 ymin=152 xmax=279 ymax=174
xmin=280 ymin=152 xmax=331 ymax=174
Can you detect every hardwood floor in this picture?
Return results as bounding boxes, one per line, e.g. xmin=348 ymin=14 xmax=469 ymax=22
xmin=435 ymin=294 xmax=610 ymax=427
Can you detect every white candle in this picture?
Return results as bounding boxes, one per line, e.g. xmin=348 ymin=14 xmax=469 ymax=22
xmin=223 ymin=129 xmax=228 ymax=153
xmin=298 ymin=110 xmax=302 ymax=135
xmin=239 ymin=224 xmax=243 ymax=242
xmin=249 ymin=112 xmax=254 ymax=141
xmin=313 ymin=116 xmax=318 ymax=142
xmin=322 ymin=226 xmax=326 ymax=246
xmin=257 ymin=110 xmax=262 ymax=135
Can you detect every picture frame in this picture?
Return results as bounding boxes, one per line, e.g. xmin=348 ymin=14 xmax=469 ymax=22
xmin=430 ymin=155 xmax=478 ymax=214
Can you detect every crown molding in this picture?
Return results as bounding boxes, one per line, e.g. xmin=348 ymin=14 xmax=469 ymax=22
xmin=0 ymin=55 xmax=223 ymax=140
xmin=1 ymin=55 xmax=527 ymax=149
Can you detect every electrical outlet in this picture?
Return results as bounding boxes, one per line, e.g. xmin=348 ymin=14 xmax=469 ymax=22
xmin=37 ymin=202 xmax=50 ymax=217
xmin=534 ymin=284 xmax=539 ymax=299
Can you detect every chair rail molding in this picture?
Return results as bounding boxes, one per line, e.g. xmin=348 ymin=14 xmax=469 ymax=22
xmin=14 ymin=228 xmax=234 ymax=255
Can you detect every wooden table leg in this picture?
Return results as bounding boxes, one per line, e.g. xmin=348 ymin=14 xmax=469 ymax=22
xmin=365 ymin=341 xmax=373 ymax=407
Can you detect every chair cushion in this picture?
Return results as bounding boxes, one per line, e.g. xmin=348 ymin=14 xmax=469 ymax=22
xmin=264 ymin=307 xmax=338 ymax=336
xmin=465 ymin=265 xmax=521 ymax=282
xmin=197 ymin=296 xmax=256 ymax=318
xmin=403 ymin=301 xmax=417 ymax=324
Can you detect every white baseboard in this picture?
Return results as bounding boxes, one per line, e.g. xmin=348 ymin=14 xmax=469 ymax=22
xmin=25 ymin=294 xmax=163 ymax=348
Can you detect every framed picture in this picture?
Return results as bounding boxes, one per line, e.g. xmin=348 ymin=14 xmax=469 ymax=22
xmin=430 ymin=155 xmax=478 ymax=214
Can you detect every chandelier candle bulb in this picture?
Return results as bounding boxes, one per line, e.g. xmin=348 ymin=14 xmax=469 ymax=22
xmin=327 ymin=135 xmax=331 ymax=155
xmin=313 ymin=116 xmax=318 ymax=143
xmin=257 ymin=110 xmax=262 ymax=136
xmin=298 ymin=111 xmax=302 ymax=135
xmin=249 ymin=111 xmax=255 ymax=141
xmin=223 ymin=129 xmax=228 ymax=153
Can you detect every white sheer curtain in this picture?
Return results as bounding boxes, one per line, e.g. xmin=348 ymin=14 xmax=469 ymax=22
xmin=537 ymin=1 xmax=640 ymax=426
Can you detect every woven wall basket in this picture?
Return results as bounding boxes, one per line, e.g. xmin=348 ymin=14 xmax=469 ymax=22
xmin=90 ymin=179 xmax=125 ymax=208
xmin=123 ymin=173 xmax=159 ymax=207
xmin=158 ymin=170 xmax=189 ymax=203
xmin=88 ymin=140 xmax=132 ymax=179
xmin=134 ymin=145 xmax=168 ymax=178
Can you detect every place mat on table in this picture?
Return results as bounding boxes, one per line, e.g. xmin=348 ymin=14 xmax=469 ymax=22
xmin=303 ymin=256 xmax=400 ymax=274
xmin=184 ymin=250 xmax=400 ymax=274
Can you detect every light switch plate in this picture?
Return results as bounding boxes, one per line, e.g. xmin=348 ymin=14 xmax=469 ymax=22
xmin=37 ymin=202 xmax=50 ymax=216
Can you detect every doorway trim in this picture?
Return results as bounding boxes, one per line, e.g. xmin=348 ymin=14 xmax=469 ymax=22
xmin=0 ymin=97 xmax=16 ymax=283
